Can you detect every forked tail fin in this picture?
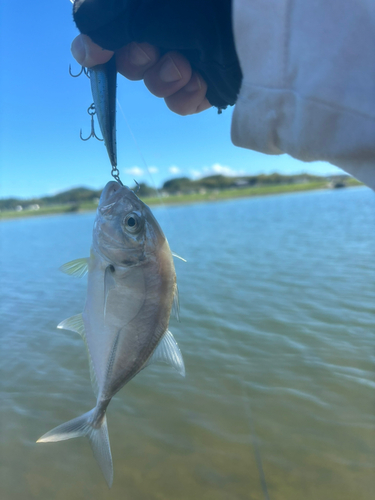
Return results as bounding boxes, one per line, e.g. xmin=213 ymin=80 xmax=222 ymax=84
xmin=37 ymin=408 xmax=113 ymax=488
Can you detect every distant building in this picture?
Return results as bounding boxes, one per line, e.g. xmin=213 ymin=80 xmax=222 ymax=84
xmin=234 ymin=179 xmax=249 ymax=187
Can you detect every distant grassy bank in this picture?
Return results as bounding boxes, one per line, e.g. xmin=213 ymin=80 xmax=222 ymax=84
xmin=0 ymin=176 xmax=362 ymax=221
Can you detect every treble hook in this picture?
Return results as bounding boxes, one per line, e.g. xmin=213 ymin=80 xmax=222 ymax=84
xmin=80 ymin=103 xmax=103 ymax=142
xmin=133 ymin=179 xmax=140 ymax=193
xmin=69 ymin=64 xmax=90 ymax=78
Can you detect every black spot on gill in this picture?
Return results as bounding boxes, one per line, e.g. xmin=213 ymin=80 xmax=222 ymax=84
xmin=109 ymin=265 xmax=115 ymax=273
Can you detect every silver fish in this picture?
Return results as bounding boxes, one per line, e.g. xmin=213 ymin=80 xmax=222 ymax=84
xmin=37 ymin=181 xmax=185 ymax=487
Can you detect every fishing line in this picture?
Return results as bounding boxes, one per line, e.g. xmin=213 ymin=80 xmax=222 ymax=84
xmin=240 ymin=384 xmax=270 ymax=500
xmin=211 ymin=314 xmax=271 ymax=500
xmin=117 ymin=99 xmax=164 ymax=205
xmin=116 ymin=98 xmax=185 ymax=262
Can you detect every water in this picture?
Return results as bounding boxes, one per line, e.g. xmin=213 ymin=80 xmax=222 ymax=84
xmin=0 ymin=187 xmax=374 ymax=500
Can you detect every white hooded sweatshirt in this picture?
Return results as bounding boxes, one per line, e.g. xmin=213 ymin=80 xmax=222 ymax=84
xmin=231 ymin=0 xmax=375 ymax=189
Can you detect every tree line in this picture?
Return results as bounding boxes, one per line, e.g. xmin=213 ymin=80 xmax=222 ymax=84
xmin=0 ymin=173 xmax=353 ymax=211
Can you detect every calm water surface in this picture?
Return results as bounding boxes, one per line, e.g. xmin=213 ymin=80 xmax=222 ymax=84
xmin=0 ymin=187 xmax=374 ymax=500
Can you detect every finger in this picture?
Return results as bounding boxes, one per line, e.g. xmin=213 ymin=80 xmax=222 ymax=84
xmin=71 ymin=34 xmax=113 ymax=68
xmin=165 ymin=72 xmax=212 ymax=115
xmin=116 ymin=43 xmax=160 ymax=81
xmin=143 ymin=51 xmax=192 ymax=98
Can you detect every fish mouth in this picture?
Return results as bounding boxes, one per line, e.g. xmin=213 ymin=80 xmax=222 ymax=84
xmin=99 ymin=181 xmax=123 ymax=207
xmin=99 ymin=182 xmax=139 ymax=216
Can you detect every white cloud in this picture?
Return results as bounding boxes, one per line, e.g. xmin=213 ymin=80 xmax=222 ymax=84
xmin=148 ymin=166 xmax=158 ymax=174
xmin=189 ymin=169 xmax=202 ymax=179
xmin=203 ymin=163 xmax=245 ymax=177
xmin=125 ymin=166 xmax=144 ymax=176
xmin=169 ymin=165 xmax=181 ymax=174
xmin=190 ymin=163 xmax=245 ymax=179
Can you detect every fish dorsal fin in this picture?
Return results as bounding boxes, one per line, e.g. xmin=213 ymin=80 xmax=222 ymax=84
xmin=59 ymin=258 xmax=89 ymax=278
xmin=146 ymin=330 xmax=185 ymax=377
xmin=172 ymin=252 xmax=187 ymax=263
xmin=172 ymin=285 xmax=180 ymax=322
xmin=57 ymin=314 xmax=99 ymax=396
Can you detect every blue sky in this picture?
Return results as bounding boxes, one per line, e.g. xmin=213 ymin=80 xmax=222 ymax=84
xmin=0 ymin=1 xmax=345 ymax=199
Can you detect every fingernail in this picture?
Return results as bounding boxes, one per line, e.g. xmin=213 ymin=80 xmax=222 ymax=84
xmin=71 ymin=36 xmax=86 ymax=65
xmin=184 ymin=74 xmax=202 ymax=93
xmin=158 ymin=56 xmax=182 ymax=83
xmin=129 ymin=42 xmax=151 ymax=66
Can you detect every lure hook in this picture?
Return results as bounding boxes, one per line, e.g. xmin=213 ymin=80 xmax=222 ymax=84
xmin=69 ymin=64 xmax=90 ymax=78
xmin=133 ymin=179 xmax=140 ymax=193
xmin=80 ymin=104 xmax=103 ymax=142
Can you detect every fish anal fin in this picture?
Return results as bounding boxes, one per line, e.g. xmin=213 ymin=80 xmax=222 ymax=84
xmin=146 ymin=330 xmax=185 ymax=377
xmin=59 ymin=258 xmax=89 ymax=278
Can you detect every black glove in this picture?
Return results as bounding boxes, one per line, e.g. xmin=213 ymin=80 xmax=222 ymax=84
xmin=73 ymin=0 xmax=242 ymax=110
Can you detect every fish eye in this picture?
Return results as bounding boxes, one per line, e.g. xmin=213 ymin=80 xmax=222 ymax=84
xmin=123 ymin=212 xmax=142 ymax=233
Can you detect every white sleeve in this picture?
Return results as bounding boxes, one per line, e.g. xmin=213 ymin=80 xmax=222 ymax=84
xmin=231 ymin=0 xmax=375 ymax=189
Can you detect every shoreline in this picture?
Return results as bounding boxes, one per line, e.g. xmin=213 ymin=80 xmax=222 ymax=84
xmin=0 ymin=181 xmax=364 ymax=221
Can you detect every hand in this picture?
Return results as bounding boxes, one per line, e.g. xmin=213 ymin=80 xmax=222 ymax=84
xmin=71 ymin=34 xmax=211 ymax=115
xmin=72 ymin=0 xmax=242 ymax=110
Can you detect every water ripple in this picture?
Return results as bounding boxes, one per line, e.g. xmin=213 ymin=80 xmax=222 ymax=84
xmin=1 ymin=188 xmax=374 ymax=499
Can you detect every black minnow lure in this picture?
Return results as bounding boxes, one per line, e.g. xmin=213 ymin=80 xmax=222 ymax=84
xmin=89 ymin=56 xmax=117 ymax=168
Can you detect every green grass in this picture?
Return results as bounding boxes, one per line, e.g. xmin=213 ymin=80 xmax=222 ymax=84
xmin=345 ymin=177 xmax=363 ymax=187
xmin=0 ymin=180 xmax=363 ymax=220
xmin=0 ymin=204 xmax=84 ymax=220
xmin=144 ymin=181 xmax=329 ymax=206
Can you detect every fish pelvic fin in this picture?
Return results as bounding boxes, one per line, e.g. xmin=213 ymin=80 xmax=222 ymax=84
xmin=57 ymin=313 xmax=85 ymax=337
xmin=37 ymin=408 xmax=113 ymax=488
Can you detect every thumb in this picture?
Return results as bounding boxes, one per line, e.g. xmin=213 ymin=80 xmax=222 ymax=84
xmin=71 ymin=34 xmax=114 ymax=68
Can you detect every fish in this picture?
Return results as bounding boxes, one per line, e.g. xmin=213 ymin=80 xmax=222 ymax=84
xmin=37 ymin=181 xmax=185 ymax=487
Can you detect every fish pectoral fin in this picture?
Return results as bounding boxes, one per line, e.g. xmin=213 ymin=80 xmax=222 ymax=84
xmin=57 ymin=314 xmax=99 ymax=397
xmin=172 ymin=285 xmax=180 ymax=322
xmin=57 ymin=313 xmax=85 ymax=337
xmin=59 ymin=258 xmax=89 ymax=277
xmin=172 ymin=252 xmax=187 ymax=263
xmin=146 ymin=330 xmax=185 ymax=377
